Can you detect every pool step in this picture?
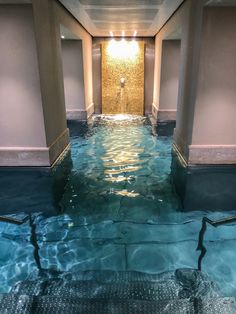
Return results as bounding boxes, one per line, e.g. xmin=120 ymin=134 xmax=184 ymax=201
xmin=1 ymin=269 xmax=236 ymax=313
xmin=0 ymin=295 xmax=235 ymax=314
xmin=12 ymin=269 xmax=220 ymax=300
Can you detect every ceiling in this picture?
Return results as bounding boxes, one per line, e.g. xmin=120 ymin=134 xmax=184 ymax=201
xmin=206 ymin=0 xmax=236 ymax=5
xmin=1 ymin=0 xmax=235 ymax=37
xmin=60 ymin=25 xmax=81 ymax=39
xmin=59 ymin=0 xmax=185 ymax=37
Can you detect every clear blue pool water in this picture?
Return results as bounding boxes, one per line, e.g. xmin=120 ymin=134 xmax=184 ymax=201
xmin=0 ymin=115 xmax=236 ymax=297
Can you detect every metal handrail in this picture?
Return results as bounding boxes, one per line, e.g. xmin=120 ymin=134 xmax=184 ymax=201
xmin=0 ymin=214 xmax=42 ymax=270
xmin=29 ymin=214 xmax=42 ymax=271
xmin=0 ymin=213 xmax=62 ymax=276
xmin=196 ymin=216 xmax=236 ymax=271
xmin=0 ymin=215 xmax=28 ymax=225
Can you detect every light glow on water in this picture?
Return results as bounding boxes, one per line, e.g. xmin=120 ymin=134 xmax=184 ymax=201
xmin=93 ymin=114 xmax=146 ymax=121
xmin=0 ymin=116 xmax=236 ymax=300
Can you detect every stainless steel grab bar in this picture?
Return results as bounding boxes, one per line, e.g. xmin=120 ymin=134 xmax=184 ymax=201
xmin=197 ymin=216 xmax=236 ymax=271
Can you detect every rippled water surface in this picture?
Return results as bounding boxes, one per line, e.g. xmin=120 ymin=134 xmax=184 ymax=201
xmin=0 ymin=115 xmax=236 ymax=298
xmin=62 ymin=115 xmax=180 ymax=221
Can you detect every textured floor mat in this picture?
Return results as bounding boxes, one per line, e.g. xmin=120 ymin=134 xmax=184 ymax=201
xmin=195 ymin=297 xmax=236 ymax=314
xmin=12 ymin=280 xmax=180 ymax=301
xmin=6 ymin=269 xmax=234 ymax=313
xmin=0 ymin=295 xmax=194 ymax=314
xmin=0 ymin=295 xmax=236 ymax=314
xmin=12 ymin=269 xmax=220 ymax=300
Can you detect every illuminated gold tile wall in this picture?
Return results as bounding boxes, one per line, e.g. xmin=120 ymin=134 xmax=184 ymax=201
xmin=102 ymin=41 xmax=144 ymax=115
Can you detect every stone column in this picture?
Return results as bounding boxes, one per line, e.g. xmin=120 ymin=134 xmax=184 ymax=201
xmin=152 ymin=0 xmax=190 ymax=122
xmin=92 ymin=42 xmax=102 ymax=114
xmin=32 ymin=0 xmax=69 ymax=163
xmin=61 ymin=40 xmax=86 ymax=120
xmin=144 ymin=38 xmax=155 ymax=115
xmin=172 ymin=4 xmax=236 ymax=210
xmin=173 ymin=6 xmax=236 ymax=165
xmin=0 ymin=2 xmax=69 ymax=166
xmin=157 ymin=40 xmax=181 ymax=121
xmin=54 ymin=1 xmax=94 ymax=119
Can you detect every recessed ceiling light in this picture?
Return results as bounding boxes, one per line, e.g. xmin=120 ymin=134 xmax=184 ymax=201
xmin=61 ymin=35 xmax=65 ymax=39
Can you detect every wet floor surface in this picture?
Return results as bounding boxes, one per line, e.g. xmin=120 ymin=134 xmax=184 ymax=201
xmin=0 ymin=115 xmax=236 ymax=297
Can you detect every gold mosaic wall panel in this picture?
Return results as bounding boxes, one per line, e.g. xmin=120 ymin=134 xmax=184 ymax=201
xmin=102 ymin=41 xmax=144 ymax=115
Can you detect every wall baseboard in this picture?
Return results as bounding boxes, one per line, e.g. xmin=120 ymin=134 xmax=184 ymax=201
xmin=173 ymin=139 xmax=236 ymax=165
xmin=66 ymin=109 xmax=87 ymax=120
xmin=0 ymin=128 xmax=70 ymax=167
xmin=188 ymin=144 xmax=236 ymax=165
xmin=87 ymin=103 xmax=94 ymax=118
xmin=66 ymin=104 xmax=94 ymax=120
xmin=157 ymin=109 xmax=177 ymax=121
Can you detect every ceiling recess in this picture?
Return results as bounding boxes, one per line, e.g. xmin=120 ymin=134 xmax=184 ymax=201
xmin=59 ymin=0 xmax=185 ymax=37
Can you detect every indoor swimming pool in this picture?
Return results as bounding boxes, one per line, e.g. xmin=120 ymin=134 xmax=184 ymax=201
xmin=0 ymin=115 xmax=236 ymax=303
